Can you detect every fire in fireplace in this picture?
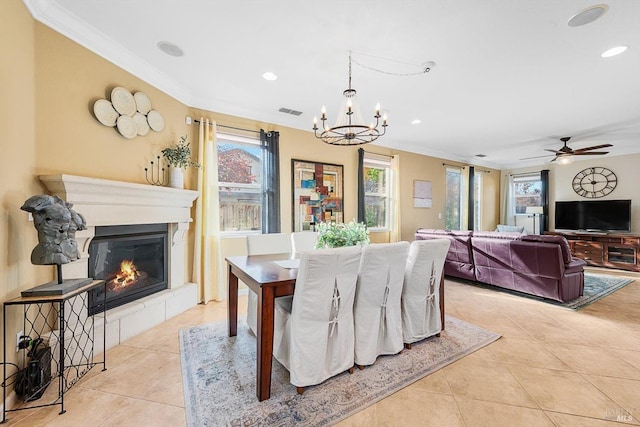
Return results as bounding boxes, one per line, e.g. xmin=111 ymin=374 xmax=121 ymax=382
xmin=88 ymin=223 xmax=168 ymax=315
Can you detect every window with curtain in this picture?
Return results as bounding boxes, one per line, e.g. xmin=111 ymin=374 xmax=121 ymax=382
xmin=473 ymin=171 xmax=483 ymax=230
xmin=445 ymin=166 xmax=467 ymax=230
xmin=363 ymin=156 xmax=391 ymax=230
xmin=217 ymin=133 xmax=262 ymax=232
xmin=513 ymin=173 xmax=542 ymax=215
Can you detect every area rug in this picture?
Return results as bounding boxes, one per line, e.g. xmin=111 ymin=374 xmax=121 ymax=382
xmin=562 ymin=273 xmax=635 ymax=310
xmin=460 ymin=273 xmax=635 ymax=310
xmin=179 ymin=316 xmax=500 ymax=427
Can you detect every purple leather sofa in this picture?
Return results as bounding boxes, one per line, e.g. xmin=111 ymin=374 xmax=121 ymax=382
xmin=415 ymin=229 xmax=586 ymax=302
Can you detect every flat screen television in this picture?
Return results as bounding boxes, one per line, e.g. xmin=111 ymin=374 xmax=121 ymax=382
xmin=555 ymin=199 xmax=631 ymax=232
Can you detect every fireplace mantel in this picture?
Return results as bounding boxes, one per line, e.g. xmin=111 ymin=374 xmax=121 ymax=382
xmin=38 ymin=174 xmax=200 ymax=353
xmin=39 ymin=174 xmax=198 ymax=226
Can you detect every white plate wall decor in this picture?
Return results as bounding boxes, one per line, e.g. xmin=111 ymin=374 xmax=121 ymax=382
xmin=147 ymin=110 xmax=165 ymax=132
xmin=93 ymin=99 xmax=119 ymax=126
xmin=92 ymin=86 xmax=164 ymax=139
xmin=116 ymin=115 xmax=137 ymax=139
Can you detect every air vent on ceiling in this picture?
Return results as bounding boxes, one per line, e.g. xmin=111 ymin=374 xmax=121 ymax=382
xmin=278 ymin=107 xmax=303 ymax=116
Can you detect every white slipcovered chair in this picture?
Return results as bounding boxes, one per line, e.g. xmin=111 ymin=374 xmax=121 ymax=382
xmin=272 ymin=245 xmax=362 ymax=393
xmin=291 ymin=231 xmax=318 ymax=253
xmin=353 ymin=241 xmax=410 ymax=367
xmin=401 ymin=239 xmax=450 ymax=348
xmin=246 ymin=233 xmax=292 ymax=334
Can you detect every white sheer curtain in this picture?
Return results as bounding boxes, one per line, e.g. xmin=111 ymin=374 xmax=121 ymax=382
xmin=192 ymin=119 xmax=223 ymax=302
xmin=500 ymin=173 xmax=516 ymax=225
xmin=390 ymin=154 xmax=401 ymax=242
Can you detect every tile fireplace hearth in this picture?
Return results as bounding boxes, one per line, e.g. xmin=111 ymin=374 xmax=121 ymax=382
xmin=39 ymin=174 xmax=199 ymax=353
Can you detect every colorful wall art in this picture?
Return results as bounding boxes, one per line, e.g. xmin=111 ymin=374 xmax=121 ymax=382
xmin=292 ymin=159 xmax=344 ymax=232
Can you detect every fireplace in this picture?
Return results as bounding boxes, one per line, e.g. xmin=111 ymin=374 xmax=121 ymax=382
xmin=88 ymin=223 xmax=168 ymax=315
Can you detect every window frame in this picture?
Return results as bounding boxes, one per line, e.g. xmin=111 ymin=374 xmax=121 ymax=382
xmin=217 ymin=132 xmax=263 ymax=235
xmin=363 ymin=156 xmax=392 ymax=232
xmin=513 ymin=173 xmax=542 ymax=216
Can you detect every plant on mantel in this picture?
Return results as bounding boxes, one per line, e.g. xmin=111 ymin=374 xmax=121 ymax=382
xmin=315 ymin=220 xmax=370 ymax=249
xmin=161 ymin=135 xmax=201 ymax=169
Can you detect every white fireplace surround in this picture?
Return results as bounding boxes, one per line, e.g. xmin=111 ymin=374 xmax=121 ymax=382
xmin=40 ymin=174 xmax=199 ymax=353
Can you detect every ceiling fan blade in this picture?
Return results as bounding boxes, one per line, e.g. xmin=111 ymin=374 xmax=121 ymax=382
xmin=544 ymin=149 xmax=562 ymax=154
xmin=574 ymin=151 xmax=609 ymax=156
xmin=575 ymin=144 xmax=613 ymax=151
xmin=520 ymin=154 xmax=555 ymax=160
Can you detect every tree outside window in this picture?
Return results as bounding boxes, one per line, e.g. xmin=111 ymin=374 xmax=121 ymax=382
xmin=514 ymin=175 xmax=542 ymax=214
xmin=364 ymin=166 xmax=388 ymax=229
xmin=217 ymin=137 xmax=262 ymax=232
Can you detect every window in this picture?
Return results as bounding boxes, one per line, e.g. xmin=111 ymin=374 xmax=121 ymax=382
xmin=363 ymin=157 xmax=391 ymax=230
xmin=445 ymin=166 xmax=466 ymax=230
xmin=217 ymin=133 xmax=262 ymax=232
xmin=513 ymin=173 xmax=542 ymax=214
xmin=473 ymin=171 xmax=483 ymax=230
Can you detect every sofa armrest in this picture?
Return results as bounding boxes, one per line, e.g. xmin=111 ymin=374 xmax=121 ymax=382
xmin=565 ymin=258 xmax=586 ymax=274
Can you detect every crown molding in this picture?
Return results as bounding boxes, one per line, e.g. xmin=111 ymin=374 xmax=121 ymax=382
xmin=23 ymin=0 xmax=193 ymax=106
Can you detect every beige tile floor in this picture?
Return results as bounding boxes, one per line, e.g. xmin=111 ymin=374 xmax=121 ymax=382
xmin=4 ymin=269 xmax=639 ymax=426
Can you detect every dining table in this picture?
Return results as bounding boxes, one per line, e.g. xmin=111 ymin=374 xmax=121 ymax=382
xmin=226 ymin=253 xmax=298 ymax=401
xmin=226 ymin=251 xmax=445 ymax=401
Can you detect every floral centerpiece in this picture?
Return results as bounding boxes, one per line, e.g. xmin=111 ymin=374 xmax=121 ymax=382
xmin=161 ymin=135 xmax=201 ymax=169
xmin=315 ymin=220 xmax=370 ymax=249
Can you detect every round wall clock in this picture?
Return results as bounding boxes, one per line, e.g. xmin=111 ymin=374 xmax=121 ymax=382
xmin=572 ymin=167 xmax=617 ymax=198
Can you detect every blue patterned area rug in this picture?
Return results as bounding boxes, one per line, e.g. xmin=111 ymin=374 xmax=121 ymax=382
xmin=562 ymin=273 xmax=635 ymax=310
xmin=179 ymin=316 xmax=500 ymax=427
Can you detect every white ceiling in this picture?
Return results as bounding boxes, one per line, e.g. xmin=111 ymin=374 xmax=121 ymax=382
xmin=25 ymin=0 xmax=640 ymax=170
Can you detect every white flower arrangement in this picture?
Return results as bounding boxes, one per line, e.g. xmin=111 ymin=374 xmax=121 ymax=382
xmin=315 ymin=219 xmax=370 ymax=249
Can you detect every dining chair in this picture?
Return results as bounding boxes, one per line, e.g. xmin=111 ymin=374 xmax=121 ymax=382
xmin=272 ymin=245 xmax=362 ymax=393
xmin=291 ymin=231 xmax=318 ymax=253
xmin=353 ymin=241 xmax=410 ymax=367
xmin=245 ymin=233 xmax=292 ymax=334
xmin=401 ymin=239 xmax=450 ymax=348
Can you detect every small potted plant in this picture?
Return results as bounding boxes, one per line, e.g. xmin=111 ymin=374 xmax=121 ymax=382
xmin=161 ymin=135 xmax=200 ymax=188
xmin=315 ymin=219 xmax=370 ymax=249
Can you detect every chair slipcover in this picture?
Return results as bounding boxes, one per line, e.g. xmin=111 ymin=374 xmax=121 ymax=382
xmin=246 ymin=233 xmax=292 ymax=334
xmin=291 ymin=231 xmax=318 ymax=253
xmin=272 ymin=246 xmax=362 ymax=388
xmin=353 ymin=241 xmax=410 ymax=366
xmin=401 ymin=239 xmax=450 ymax=344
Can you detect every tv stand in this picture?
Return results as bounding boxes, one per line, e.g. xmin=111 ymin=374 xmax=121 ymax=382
xmin=548 ymin=231 xmax=640 ymax=272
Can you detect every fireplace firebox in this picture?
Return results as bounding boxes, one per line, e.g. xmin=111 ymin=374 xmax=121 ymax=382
xmin=88 ymin=223 xmax=168 ymax=315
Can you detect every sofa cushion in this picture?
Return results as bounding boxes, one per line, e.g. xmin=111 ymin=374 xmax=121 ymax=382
xmin=496 ymin=224 xmax=525 ymax=233
xmin=521 ymin=235 xmax=573 ymax=264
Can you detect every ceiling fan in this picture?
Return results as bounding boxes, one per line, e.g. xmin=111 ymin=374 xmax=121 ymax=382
xmin=521 ymin=137 xmax=613 ymax=164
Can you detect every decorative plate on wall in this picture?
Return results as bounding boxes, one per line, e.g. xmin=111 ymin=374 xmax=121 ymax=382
xmin=133 ymin=112 xmax=150 ymax=136
xmin=116 ymin=115 xmax=137 ymax=139
xmin=93 ymin=99 xmax=119 ymax=127
xmin=133 ymin=92 xmax=152 ymax=114
xmin=147 ymin=110 xmax=165 ymax=132
xmin=111 ymin=87 xmax=136 ymax=116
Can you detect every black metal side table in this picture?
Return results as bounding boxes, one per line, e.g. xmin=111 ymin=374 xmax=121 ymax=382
xmin=2 ymin=280 xmax=107 ymax=422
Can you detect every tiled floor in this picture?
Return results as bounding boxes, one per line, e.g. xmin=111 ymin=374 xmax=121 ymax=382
xmin=4 ymin=269 xmax=639 ymax=426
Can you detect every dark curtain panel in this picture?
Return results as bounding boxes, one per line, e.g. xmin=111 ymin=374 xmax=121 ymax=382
xmin=467 ymin=166 xmax=475 ymax=230
xmin=540 ymin=169 xmax=550 ymax=233
xmin=260 ymin=129 xmax=281 ymax=233
xmin=357 ymin=148 xmax=365 ymax=223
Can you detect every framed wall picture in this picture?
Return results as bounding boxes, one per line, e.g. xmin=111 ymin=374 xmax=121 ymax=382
xmin=292 ymin=159 xmax=344 ymax=231
xmin=413 ymin=180 xmax=432 ymax=208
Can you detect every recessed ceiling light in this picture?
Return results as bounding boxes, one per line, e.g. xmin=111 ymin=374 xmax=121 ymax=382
xmin=157 ymin=41 xmax=184 ymax=57
xmin=601 ymin=45 xmax=628 ymax=58
xmin=411 ymin=119 xmax=422 ymax=125
xmin=568 ymin=4 xmax=609 ymax=27
xmin=262 ymin=72 xmax=278 ymax=81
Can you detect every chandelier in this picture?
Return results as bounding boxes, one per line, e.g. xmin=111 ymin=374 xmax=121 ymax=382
xmin=313 ymin=52 xmax=388 ymax=145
